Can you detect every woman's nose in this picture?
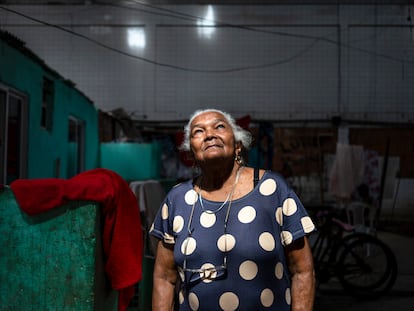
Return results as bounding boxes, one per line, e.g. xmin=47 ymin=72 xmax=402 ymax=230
xmin=204 ymin=127 xmax=216 ymax=139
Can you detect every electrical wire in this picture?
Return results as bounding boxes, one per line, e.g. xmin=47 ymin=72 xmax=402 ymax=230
xmin=112 ymin=0 xmax=414 ymax=64
xmin=0 ymin=3 xmax=413 ymax=74
xmin=0 ymin=5 xmax=328 ymax=72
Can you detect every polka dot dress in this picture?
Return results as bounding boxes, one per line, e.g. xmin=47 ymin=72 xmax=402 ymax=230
xmin=150 ymin=171 xmax=315 ymax=311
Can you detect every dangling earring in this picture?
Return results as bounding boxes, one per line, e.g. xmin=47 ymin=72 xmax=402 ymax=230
xmin=235 ymin=153 xmax=243 ymax=165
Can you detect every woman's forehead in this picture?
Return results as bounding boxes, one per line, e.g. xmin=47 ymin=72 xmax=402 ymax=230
xmin=191 ymin=111 xmax=227 ymax=126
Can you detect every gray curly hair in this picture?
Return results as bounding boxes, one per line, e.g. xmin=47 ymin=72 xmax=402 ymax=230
xmin=180 ymin=108 xmax=252 ymax=151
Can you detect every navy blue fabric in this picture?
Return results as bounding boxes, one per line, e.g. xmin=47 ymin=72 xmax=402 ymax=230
xmin=151 ymin=170 xmax=315 ymax=311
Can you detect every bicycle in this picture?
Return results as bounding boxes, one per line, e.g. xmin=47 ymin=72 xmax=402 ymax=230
xmin=308 ymin=206 xmax=398 ymax=300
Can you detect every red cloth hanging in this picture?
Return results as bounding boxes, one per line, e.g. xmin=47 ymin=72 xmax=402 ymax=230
xmin=10 ymin=168 xmax=143 ymax=311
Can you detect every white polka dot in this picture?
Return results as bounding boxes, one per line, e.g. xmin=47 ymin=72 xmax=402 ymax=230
xmin=259 ymin=178 xmax=277 ymax=196
xmin=282 ymin=198 xmax=297 ymax=216
xmin=200 ymin=212 xmax=216 ymax=228
xmin=275 ymin=262 xmax=284 ymax=279
xmin=280 ymin=231 xmax=293 ymax=245
xmin=239 ymin=260 xmax=258 ymax=280
xmin=178 ymin=268 xmax=185 ymax=282
xmin=185 ymin=189 xmax=198 ymax=205
xmin=181 ymin=237 xmax=197 ymax=255
xmin=178 ymin=289 xmax=184 ymax=305
xmin=163 ymin=232 xmax=175 ymax=244
xmin=275 ymin=207 xmax=283 ymax=225
xmin=161 ymin=203 xmax=168 ymax=219
xmin=259 ymin=232 xmax=275 ymax=251
xmin=199 ymin=263 xmax=218 ymax=283
xmin=260 ymin=288 xmax=274 ymax=307
xmin=285 ymin=288 xmax=292 ymax=305
xmin=189 ymin=292 xmax=199 ymax=310
xmin=219 ymin=292 xmax=239 ymax=311
xmin=301 ymin=216 xmax=316 ymax=233
xmin=238 ymin=206 xmax=256 ymax=223
xmin=173 ymin=216 xmax=184 ymax=233
xmin=217 ymin=234 xmax=236 ymax=252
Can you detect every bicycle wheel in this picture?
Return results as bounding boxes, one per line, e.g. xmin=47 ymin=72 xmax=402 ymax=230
xmin=335 ymin=232 xmax=379 ymax=262
xmin=336 ymin=234 xmax=398 ymax=299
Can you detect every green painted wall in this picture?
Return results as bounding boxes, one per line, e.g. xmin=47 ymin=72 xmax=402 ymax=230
xmin=0 ymin=35 xmax=99 ymax=179
xmin=0 ymin=187 xmax=117 ymax=310
xmin=100 ymin=142 xmax=161 ymax=181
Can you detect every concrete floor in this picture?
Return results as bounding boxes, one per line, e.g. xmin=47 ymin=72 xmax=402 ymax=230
xmin=314 ymin=229 xmax=414 ymax=311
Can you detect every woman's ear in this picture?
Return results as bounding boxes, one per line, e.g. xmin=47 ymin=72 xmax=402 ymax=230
xmin=235 ymin=142 xmax=242 ymax=154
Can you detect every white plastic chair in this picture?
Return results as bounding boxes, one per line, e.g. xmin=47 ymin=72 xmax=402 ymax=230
xmin=345 ymin=201 xmax=376 ymax=234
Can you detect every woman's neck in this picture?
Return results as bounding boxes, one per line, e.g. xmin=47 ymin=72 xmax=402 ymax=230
xmin=198 ymin=162 xmax=242 ymax=192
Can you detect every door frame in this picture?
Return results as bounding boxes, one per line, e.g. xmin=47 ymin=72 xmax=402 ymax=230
xmin=0 ymin=83 xmax=28 ymax=184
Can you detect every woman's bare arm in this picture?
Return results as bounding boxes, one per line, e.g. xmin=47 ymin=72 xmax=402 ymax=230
xmin=152 ymin=240 xmax=178 ymax=311
xmin=285 ymin=236 xmax=316 ymax=311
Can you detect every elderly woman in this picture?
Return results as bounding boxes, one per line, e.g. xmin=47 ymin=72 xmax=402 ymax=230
xmin=150 ymin=108 xmax=316 ymax=311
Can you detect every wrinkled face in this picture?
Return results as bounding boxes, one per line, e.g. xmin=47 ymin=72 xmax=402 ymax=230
xmin=189 ymin=111 xmax=240 ymax=164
